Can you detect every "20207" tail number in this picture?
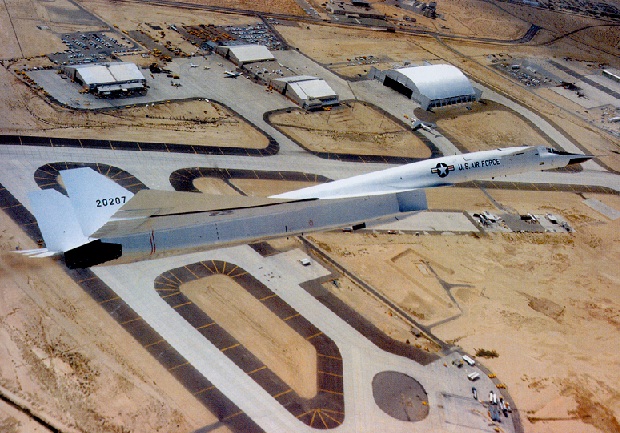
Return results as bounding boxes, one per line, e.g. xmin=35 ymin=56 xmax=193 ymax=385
xmin=96 ymin=196 xmax=127 ymax=207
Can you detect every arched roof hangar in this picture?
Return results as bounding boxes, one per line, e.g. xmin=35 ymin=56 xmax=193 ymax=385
xmin=382 ymin=64 xmax=482 ymax=110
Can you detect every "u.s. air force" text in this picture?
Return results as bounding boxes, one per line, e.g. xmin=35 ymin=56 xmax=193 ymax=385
xmin=458 ymin=159 xmax=500 ymax=170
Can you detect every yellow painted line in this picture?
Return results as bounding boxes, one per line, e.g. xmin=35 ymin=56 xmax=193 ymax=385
xmin=221 ymin=343 xmax=240 ymax=352
xmin=160 ymin=275 xmax=178 ymax=286
xmin=226 ymin=265 xmax=239 ymax=276
xmin=194 ymin=385 xmax=215 ymax=395
xmin=169 ymin=361 xmax=189 ymax=371
xmin=210 ymin=260 xmax=219 ymax=273
xmin=185 ymin=265 xmax=198 ymax=279
xmin=296 ymin=410 xmax=314 ymax=419
xmin=318 ymin=370 xmax=343 ymax=378
xmin=173 ymin=302 xmax=192 ymax=309
xmin=121 ymin=318 xmax=141 ymax=326
xmin=145 ymin=339 xmax=164 ymax=348
xmin=99 ymin=296 xmax=120 ymax=305
xmin=306 ymin=331 xmax=323 ymax=340
xmin=232 ymin=271 xmax=247 ymax=278
xmin=260 ymin=294 xmax=276 ymax=301
xmin=319 ymin=388 xmax=344 ymax=396
xmin=158 ymin=280 xmax=179 ymax=287
xmin=322 ymin=411 xmax=343 ymax=425
xmin=221 ymin=261 xmax=227 ymax=274
xmin=155 ymin=288 xmax=178 ymax=292
xmin=283 ymin=313 xmax=300 ymax=321
xmin=196 ymin=322 xmax=216 ymax=330
xmin=222 ymin=411 xmax=243 ymax=421
xmin=77 ymin=276 xmax=97 ymax=283
xmin=321 ymin=408 xmax=345 ymax=416
xmin=273 ymin=389 xmax=292 ymax=398
xmin=310 ymin=411 xmax=317 ymax=426
xmin=161 ymin=291 xmax=181 ymax=299
xmin=247 ymin=366 xmax=267 ymax=375
xmin=169 ymin=272 xmax=183 ymax=284
xmin=318 ymin=412 xmax=329 ymax=429
xmin=317 ymin=354 xmax=342 ymax=361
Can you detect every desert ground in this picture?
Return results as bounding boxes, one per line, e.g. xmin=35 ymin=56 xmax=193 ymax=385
xmin=182 ymin=275 xmax=318 ymax=399
xmin=0 ymin=68 xmax=268 ymax=147
xmin=274 ymin=18 xmax=620 ymax=171
xmin=310 ymin=189 xmax=620 ymax=433
xmin=417 ymin=100 xmax=553 ymax=152
xmin=0 ymin=0 xmax=619 ymax=432
xmin=269 ymin=101 xmax=432 ymax=158
xmin=0 ymin=211 xmax=226 ymax=433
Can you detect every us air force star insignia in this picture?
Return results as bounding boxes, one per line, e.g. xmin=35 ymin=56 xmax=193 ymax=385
xmin=431 ymin=162 xmax=455 ymax=178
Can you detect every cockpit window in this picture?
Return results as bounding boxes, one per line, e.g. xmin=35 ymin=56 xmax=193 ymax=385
xmin=546 ymin=147 xmax=571 ymax=156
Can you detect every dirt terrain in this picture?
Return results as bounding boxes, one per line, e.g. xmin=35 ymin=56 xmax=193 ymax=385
xmin=275 ymin=13 xmax=620 ymax=170
xmin=275 ymin=23 xmax=442 ymax=77
xmin=231 ymin=179 xmax=320 ymax=196
xmin=374 ymin=0 xmax=533 ymax=39
xmin=165 ymin=0 xmax=305 ymax=15
xmin=418 ymin=100 xmax=553 ymax=151
xmin=182 ymin=275 xmax=318 ymax=399
xmin=311 ymin=189 xmax=620 ymax=433
xmin=269 ymin=102 xmax=432 ymax=158
xmin=83 ymin=0 xmax=260 ymax=30
xmin=426 ymin=186 xmax=497 ymax=211
xmin=0 ymin=0 xmax=79 ymax=59
xmin=193 ymin=178 xmax=319 ymax=196
xmin=0 ymin=71 xmax=268 ymax=147
xmin=317 ymin=272 xmax=439 ymax=352
xmin=193 ymin=177 xmax=240 ymax=195
xmin=36 ymin=100 xmax=270 ymax=148
xmin=0 ymin=212 xmax=226 ymax=433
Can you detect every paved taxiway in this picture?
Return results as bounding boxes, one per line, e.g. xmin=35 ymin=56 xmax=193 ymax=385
xmin=93 ymin=245 xmax=507 ymax=433
xmin=1 ymin=145 xmax=617 ymax=214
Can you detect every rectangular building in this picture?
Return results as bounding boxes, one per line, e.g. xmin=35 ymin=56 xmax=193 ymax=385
xmin=64 ymin=62 xmax=146 ymax=97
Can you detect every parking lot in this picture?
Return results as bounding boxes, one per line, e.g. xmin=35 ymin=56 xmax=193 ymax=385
xmin=48 ymin=31 xmax=140 ymax=66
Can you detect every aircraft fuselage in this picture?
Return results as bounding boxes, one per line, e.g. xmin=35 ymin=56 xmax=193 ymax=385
xmin=273 ymin=146 xmax=586 ymax=200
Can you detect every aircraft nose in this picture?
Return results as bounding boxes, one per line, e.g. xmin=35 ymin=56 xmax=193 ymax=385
xmin=567 ymin=153 xmax=594 ymax=165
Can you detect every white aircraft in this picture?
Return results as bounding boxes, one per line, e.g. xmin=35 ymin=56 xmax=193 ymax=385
xmin=189 ymin=63 xmax=198 ymax=68
xmin=224 ymin=70 xmax=241 ymax=78
xmin=22 ymin=146 xmax=591 ymax=267
xmin=411 ymin=120 xmax=435 ymax=132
